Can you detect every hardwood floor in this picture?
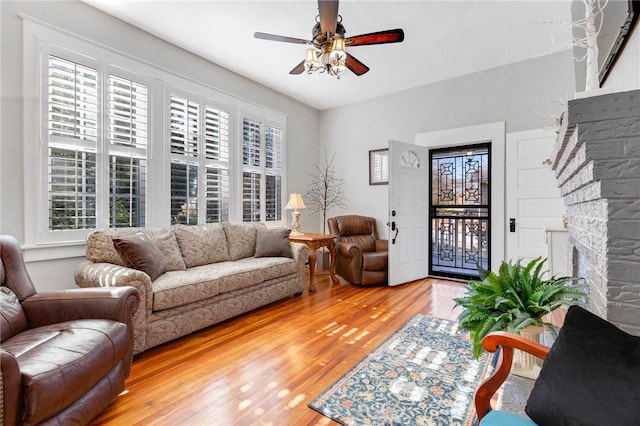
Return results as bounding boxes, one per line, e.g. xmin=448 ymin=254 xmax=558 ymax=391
xmin=92 ymin=273 xmax=467 ymax=426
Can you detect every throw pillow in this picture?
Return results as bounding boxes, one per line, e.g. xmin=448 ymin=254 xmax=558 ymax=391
xmin=223 ymin=222 xmax=267 ymax=260
xmin=525 ymin=305 xmax=640 ymax=426
xmin=113 ymin=234 xmax=166 ymax=281
xmin=153 ymin=231 xmax=187 ymax=271
xmin=254 ymin=229 xmax=293 ymax=258
xmin=173 ymin=224 xmax=230 ymax=268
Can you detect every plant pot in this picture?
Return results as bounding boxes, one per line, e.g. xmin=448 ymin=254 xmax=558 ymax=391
xmin=512 ymin=325 xmax=544 ymax=379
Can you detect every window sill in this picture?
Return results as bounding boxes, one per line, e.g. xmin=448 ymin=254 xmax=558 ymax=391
xmin=23 ymin=242 xmax=87 ymax=262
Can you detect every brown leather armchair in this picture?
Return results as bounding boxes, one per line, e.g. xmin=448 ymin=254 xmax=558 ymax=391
xmin=0 ymin=235 xmax=140 ymax=426
xmin=327 ymin=215 xmax=388 ymax=286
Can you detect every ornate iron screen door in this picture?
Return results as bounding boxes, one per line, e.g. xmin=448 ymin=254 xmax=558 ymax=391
xmin=429 ymin=144 xmax=490 ymax=279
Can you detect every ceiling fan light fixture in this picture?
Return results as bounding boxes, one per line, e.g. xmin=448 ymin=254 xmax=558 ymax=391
xmin=331 ymin=37 xmax=345 ymax=53
xmin=323 ymin=44 xmax=346 ymax=79
xmin=304 ymin=48 xmax=321 ymax=73
xmin=255 ymin=0 xmax=404 ymax=78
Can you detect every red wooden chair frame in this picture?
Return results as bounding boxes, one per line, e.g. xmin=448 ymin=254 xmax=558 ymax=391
xmin=474 ymin=331 xmax=551 ymax=420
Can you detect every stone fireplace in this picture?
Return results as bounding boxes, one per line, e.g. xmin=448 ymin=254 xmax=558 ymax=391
xmin=552 ymin=89 xmax=640 ymax=336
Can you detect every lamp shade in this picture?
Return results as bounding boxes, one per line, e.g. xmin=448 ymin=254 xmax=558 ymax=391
xmin=285 ymin=193 xmax=306 ymax=210
xmin=331 ymin=37 xmax=346 ymax=53
xmin=305 ymin=48 xmax=319 ymax=64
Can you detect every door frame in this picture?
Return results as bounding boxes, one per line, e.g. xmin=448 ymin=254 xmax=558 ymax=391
xmin=428 ymin=142 xmax=492 ymax=280
xmin=415 ymin=122 xmax=505 ymax=275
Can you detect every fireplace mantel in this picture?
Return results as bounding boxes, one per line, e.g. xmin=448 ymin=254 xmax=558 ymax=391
xmin=552 ymin=89 xmax=640 ymax=336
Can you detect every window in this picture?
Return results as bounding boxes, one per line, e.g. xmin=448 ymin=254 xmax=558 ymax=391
xmin=169 ymin=94 xmax=230 ymax=225
xmin=47 ymin=55 xmax=148 ymax=231
xmin=242 ymin=117 xmax=283 ymax=223
xmin=25 ymin=20 xmax=286 ymax=249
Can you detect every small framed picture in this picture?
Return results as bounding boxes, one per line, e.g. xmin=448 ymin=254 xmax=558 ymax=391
xmin=369 ymin=148 xmax=389 ymax=185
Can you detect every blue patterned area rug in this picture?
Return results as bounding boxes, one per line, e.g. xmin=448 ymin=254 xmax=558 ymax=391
xmin=308 ymin=314 xmax=493 ymax=426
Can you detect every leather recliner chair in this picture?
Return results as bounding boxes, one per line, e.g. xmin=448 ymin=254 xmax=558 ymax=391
xmin=0 ymin=234 xmax=140 ymax=425
xmin=327 ymin=215 xmax=388 ymax=286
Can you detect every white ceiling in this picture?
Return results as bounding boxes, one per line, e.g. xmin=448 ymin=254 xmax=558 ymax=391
xmin=84 ymin=0 xmax=574 ymax=110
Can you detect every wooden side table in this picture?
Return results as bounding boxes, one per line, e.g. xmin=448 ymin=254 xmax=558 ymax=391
xmin=288 ymin=233 xmax=339 ymax=292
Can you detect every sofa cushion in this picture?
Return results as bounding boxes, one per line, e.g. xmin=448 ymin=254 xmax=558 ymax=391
xmin=525 ymin=305 xmax=640 ymax=426
xmin=224 ymin=222 xmax=267 ymax=260
xmin=152 ymin=269 xmax=221 ymax=312
xmin=0 ymin=286 xmax=28 ymax=341
xmin=113 ymin=234 xmax=166 ymax=281
xmin=3 ymin=319 xmax=129 ymax=425
xmin=151 ymin=257 xmax=297 ymax=311
xmin=173 ymin=224 xmax=230 ymax=268
xmin=255 ymin=229 xmax=293 ymax=258
xmin=153 ymin=231 xmax=187 ymax=271
xmin=219 ymin=257 xmax=297 ymax=293
xmin=86 ymin=231 xmax=128 ymax=266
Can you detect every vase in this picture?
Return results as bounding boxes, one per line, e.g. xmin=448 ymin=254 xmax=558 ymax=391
xmin=512 ymin=325 xmax=544 ymax=379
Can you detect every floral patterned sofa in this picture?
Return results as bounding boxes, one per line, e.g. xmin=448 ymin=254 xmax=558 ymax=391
xmin=75 ymin=222 xmax=308 ymax=355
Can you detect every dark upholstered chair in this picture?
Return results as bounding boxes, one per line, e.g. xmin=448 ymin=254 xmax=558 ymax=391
xmin=474 ymin=306 xmax=640 ymax=426
xmin=0 ymin=235 xmax=140 ymax=425
xmin=327 ymin=215 xmax=388 ymax=285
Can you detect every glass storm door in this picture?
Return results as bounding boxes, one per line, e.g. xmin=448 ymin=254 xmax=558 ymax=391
xmin=429 ymin=144 xmax=490 ymax=280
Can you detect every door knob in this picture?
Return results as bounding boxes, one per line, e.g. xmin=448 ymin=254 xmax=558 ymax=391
xmin=391 ymin=221 xmax=399 ymax=244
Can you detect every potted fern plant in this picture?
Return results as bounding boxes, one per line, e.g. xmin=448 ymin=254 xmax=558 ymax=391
xmin=454 ymin=257 xmax=586 ymax=362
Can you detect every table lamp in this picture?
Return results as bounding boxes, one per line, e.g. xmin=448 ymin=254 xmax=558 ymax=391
xmin=285 ymin=193 xmax=306 ymax=236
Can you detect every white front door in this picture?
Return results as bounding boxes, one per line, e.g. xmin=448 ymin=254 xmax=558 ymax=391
xmin=388 ymin=140 xmax=429 ymax=286
xmin=505 ymin=129 xmax=566 ymax=263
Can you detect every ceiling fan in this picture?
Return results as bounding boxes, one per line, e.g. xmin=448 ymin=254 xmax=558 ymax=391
xmin=254 ymin=0 xmax=404 ymax=79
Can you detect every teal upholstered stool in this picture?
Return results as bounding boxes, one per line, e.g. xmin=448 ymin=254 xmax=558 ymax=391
xmin=480 ymin=410 xmax=537 ymax=426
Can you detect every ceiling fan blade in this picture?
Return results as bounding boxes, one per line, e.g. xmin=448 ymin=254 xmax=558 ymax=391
xmin=254 ymin=32 xmax=310 ymax=45
xmin=347 ymin=29 xmax=405 ymax=47
xmin=345 ymin=54 xmax=369 ymax=76
xmin=289 ymin=61 xmax=306 ymax=75
xmin=318 ymin=0 xmax=339 ymax=34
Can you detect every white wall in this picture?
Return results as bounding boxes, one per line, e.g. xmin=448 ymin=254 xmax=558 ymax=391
xmin=318 ymin=50 xmax=577 ymax=239
xmin=0 ymin=1 xmax=319 ymax=291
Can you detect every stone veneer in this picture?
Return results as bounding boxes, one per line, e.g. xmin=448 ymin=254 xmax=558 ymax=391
xmin=552 ymin=89 xmax=640 ymax=336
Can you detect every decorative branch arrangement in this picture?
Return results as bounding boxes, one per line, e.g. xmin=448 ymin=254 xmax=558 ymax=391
xmin=545 ymin=0 xmax=609 ymax=91
xmin=305 ymin=152 xmax=347 ymax=234
xmin=574 ymin=0 xmax=609 ymax=91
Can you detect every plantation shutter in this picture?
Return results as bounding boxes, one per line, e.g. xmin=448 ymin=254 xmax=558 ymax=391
xmin=170 ymin=163 xmax=198 ymax=225
xmin=47 ymin=55 xmax=98 ymax=230
xmin=242 ymin=118 xmax=262 ymax=222
xmin=170 ymin=96 xmax=199 ymax=157
xmin=107 ymin=75 xmax=148 ymax=227
xmin=204 ymin=106 xmax=230 ymax=222
xmin=242 ymin=172 xmax=261 ymax=222
xmin=265 ymin=125 xmax=283 ymax=221
xmin=170 ymin=95 xmax=200 ymax=225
